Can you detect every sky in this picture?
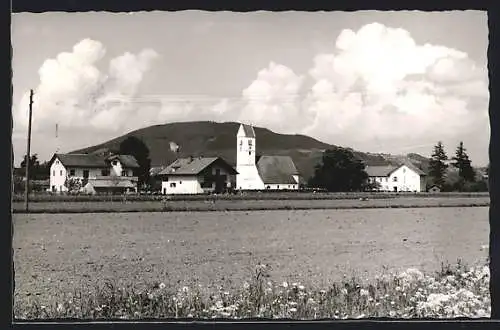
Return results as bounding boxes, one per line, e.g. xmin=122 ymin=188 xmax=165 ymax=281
xmin=11 ymin=10 xmax=490 ymax=167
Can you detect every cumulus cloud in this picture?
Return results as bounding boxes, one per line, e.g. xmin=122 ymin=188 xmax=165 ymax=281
xmin=237 ymin=22 xmax=488 ymax=159
xmin=238 ymin=62 xmax=305 ymax=133
xmin=13 ymin=39 xmax=159 ymax=134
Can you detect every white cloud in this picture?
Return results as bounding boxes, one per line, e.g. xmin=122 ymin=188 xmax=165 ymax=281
xmin=13 ymin=39 xmax=159 ymax=135
xmin=237 ymin=22 xmax=488 ymax=162
xmin=238 ymin=61 xmax=305 ymax=132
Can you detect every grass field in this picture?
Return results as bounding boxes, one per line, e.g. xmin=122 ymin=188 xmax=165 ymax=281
xmin=11 ymin=196 xmax=490 ymax=213
xmin=13 ymin=206 xmax=489 ymax=317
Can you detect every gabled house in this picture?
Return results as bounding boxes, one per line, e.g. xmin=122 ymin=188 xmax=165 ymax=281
xmin=157 ymin=156 xmax=238 ymax=195
xmin=48 ymin=153 xmax=140 ymax=194
xmin=236 ymin=124 xmax=301 ymax=190
xmin=364 ymin=162 xmax=426 ymax=192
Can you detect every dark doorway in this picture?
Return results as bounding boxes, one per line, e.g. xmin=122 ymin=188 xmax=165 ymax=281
xmin=214 ymin=169 xmax=226 ymax=193
xmin=393 ymin=186 xmax=398 ymax=192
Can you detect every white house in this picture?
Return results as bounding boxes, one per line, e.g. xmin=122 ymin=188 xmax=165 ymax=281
xmin=157 ymin=156 xmax=238 ymax=195
xmin=236 ymin=124 xmax=301 ymax=191
xmin=365 ymin=163 xmax=427 ymax=192
xmin=48 ymin=153 xmax=140 ymax=194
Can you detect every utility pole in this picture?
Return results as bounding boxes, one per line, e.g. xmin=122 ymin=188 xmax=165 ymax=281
xmin=24 ymin=89 xmax=34 ymax=212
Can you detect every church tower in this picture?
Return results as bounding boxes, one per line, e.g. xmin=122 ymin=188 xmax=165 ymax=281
xmin=236 ymin=124 xmax=264 ymax=190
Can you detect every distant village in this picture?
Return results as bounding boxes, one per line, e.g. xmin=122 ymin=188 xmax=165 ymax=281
xmin=13 ymin=123 xmax=488 ymax=196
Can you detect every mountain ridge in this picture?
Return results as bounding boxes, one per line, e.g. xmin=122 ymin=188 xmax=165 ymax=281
xmin=70 ymin=121 xmax=431 ymax=181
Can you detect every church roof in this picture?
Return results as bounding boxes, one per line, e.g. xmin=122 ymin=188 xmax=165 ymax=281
xmin=240 ymin=124 xmax=256 ymax=138
xmin=256 ymin=155 xmax=299 ymax=184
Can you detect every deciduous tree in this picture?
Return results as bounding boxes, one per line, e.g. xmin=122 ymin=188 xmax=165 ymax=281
xmin=308 ymin=148 xmax=368 ymax=192
xmin=119 ymin=136 xmax=151 ymax=189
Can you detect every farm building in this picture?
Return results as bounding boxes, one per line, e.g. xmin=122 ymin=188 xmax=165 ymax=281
xmin=157 ymin=156 xmax=238 ymax=195
xmin=48 ymin=153 xmax=140 ymax=194
xmin=364 ymin=163 xmax=426 ymax=192
xmin=236 ymin=124 xmax=301 ymax=190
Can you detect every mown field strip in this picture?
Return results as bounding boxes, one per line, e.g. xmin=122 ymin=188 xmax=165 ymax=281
xmin=12 ymin=197 xmax=490 ymax=214
xmin=11 ymin=192 xmax=490 ymax=203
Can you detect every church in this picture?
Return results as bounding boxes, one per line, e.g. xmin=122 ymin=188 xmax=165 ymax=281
xmin=236 ymin=124 xmax=301 ymax=191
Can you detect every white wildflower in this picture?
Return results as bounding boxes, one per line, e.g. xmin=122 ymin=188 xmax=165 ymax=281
xmin=298 ymin=285 xmax=305 ymax=291
xmin=159 ymin=282 xmax=166 ymax=290
xmin=289 ymin=307 xmax=297 ymax=313
xmin=360 ymin=289 xmax=369 ymax=297
xmin=243 ymin=281 xmax=250 ymax=290
xmin=56 ymin=303 xmax=64 ymax=313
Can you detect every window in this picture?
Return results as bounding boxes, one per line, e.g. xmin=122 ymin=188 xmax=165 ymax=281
xmin=385 ymin=178 xmax=388 ymax=182
xmin=170 ymin=183 xmax=176 ymax=188
xmin=163 ymin=188 xmax=166 ymax=194
xmin=60 ymin=170 xmax=63 ymax=176
xmin=112 ymin=160 xmax=118 ymax=166
xmin=101 ymin=169 xmax=110 ymax=176
xmin=215 ymin=168 xmax=220 ymax=176
xmin=69 ymin=169 xmax=75 ymax=176
xmin=83 ymin=170 xmax=89 ymax=179
xmin=239 ymin=140 xmax=243 ymax=151
xmin=266 ymin=186 xmax=271 ymax=189
xmin=59 ymin=186 xmax=62 ymax=192
xmin=179 ymin=181 xmax=182 ymax=184
xmin=52 ymin=170 xmax=55 ymax=176
xmin=121 ymin=170 xmax=128 ymax=176
xmin=393 ymin=176 xmax=398 ymax=182
xmin=403 ymin=168 xmax=406 ymax=173
xmin=277 ymin=185 xmax=280 ymax=189
xmin=248 ymin=139 xmax=253 ymax=146
xmin=249 ymin=151 xmax=252 ymax=156
xmin=292 ymin=185 xmax=295 ymax=189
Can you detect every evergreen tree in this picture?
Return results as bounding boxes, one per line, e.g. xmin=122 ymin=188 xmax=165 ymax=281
xmin=428 ymin=141 xmax=448 ymax=188
xmin=308 ymin=148 xmax=368 ymax=192
xmin=452 ymin=141 xmax=476 ymax=182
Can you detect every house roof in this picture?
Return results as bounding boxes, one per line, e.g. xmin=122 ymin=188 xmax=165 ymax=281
xmin=256 ymin=155 xmax=299 ymax=184
xmin=365 ymin=165 xmax=398 ymax=177
xmin=150 ymin=166 xmax=167 ymax=176
xmin=240 ymin=124 xmax=256 ymax=138
xmin=365 ymin=163 xmax=426 ymax=177
xmin=158 ymin=157 xmax=238 ymax=176
xmin=50 ymin=153 xmax=139 ymax=169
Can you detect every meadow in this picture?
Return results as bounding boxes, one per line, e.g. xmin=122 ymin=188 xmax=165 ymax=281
xmin=13 ymin=206 xmax=489 ymax=319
